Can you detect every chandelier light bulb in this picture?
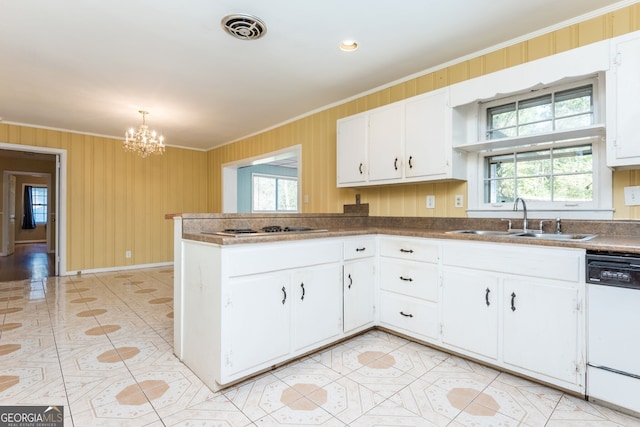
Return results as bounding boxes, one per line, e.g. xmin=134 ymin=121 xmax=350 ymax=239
xmin=123 ymin=110 xmax=165 ymax=157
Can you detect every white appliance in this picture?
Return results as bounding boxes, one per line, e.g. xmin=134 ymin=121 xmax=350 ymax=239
xmin=587 ymin=251 xmax=640 ymax=415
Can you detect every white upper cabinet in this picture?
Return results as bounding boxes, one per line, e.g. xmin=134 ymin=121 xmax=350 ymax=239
xmin=607 ymin=31 xmax=640 ymax=168
xmin=336 ymin=88 xmax=465 ymax=187
xmin=336 ymin=114 xmax=368 ymax=185
xmin=368 ymin=103 xmax=403 ymax=182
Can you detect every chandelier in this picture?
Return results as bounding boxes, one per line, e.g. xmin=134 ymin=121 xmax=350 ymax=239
xmin=124 ymin=110 xmax=165 ymax=157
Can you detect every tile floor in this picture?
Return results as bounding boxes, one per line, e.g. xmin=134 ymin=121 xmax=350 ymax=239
xmin=1 ymin=267 xmax=640 ymax=426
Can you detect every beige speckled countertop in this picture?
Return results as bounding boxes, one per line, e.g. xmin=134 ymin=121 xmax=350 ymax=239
xmin=171 ymin=212 xmax=640 ymax=252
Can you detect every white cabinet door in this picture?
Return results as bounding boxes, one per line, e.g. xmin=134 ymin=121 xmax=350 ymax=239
xmin=442 ymin=268 xmax=499 ymax=360
xmin=404 ymin=89 xmax=449 ymax=178
xmin=337 ymin=114 xmax=368 ymax=185
xmin=607 ymin=33 xmax=640 ymax=167
xmin=292 ymin=263 xmax=343 ymax=352
xmin=224 ymin=273 xmax=291 ymax=377
xmin=368 ymin=103 xmax=403 ymax=182
xmin=502 ymin=278 xmax=580 ymax=384
xmin=344 ymin=259 xmax=376 ymax=332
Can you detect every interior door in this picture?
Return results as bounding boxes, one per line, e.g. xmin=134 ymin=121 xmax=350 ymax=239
xmin=7 ymin=174 xmax=16 ymax=255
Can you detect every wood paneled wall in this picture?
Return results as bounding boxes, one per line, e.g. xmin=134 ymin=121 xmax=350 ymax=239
xmin=208 ymin=3 xmax=640 ymax=219
xmin=0 ymin=124 xmax=208 ymax=272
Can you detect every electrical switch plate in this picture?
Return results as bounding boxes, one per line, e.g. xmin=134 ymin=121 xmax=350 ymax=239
xmin=454 ymin=194 xmax=464 ymax=208
xmin=426 ymin=195 xmax=435 ymax=209
xmin=125 ymin=250 xmax=132 ymax=259
xmin=624 ymin=186 xmax=640 ymax=206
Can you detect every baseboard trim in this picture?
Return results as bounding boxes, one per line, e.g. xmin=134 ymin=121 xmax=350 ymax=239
xmin=65 ymin=261 xmax=173 ymax=276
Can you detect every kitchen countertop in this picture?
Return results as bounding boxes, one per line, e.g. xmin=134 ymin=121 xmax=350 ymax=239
xmin=182 ymin=226 xmax=640 ymax=254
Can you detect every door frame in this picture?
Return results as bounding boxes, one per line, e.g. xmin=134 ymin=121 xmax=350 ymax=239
xmin=0 ymin=143 xmax=67 ymax=276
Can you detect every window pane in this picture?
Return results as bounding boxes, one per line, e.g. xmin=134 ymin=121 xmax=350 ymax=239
xmin=517 ymin=176 xmax=551 ymax=201
xmin=554 ymin=174 xmax=592 ymax=201
xmin=485 ymin=179 xmax=515 ymax=203
xmin=553 ymin=145 xmax=592 ymax=174
xmin=277 ymin=178 xmax=298 ymax=211
xmin=517 ymin=121 xmax=553 ymax=136
xmin=516 ymin=150 xmax=551 ymax=177
xmin=518 ymin=94 xmax=552 ymax=124
xmin=555 ymin=114 xmax=593 ymax=131
xmin=487 ymin=103 xmax=516 ymax=139
xmin=555 ymin=85 xmax=592 ymax=118
xmin=253 ymin=176 xmax=276 ymax=211
xmin=486 ymin=154 xmax=515 ymax=179
xmin=30 ymin=187 xmax=48 ymax=224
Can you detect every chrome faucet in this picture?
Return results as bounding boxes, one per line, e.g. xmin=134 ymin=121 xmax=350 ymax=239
xmin=513 ymin=197 xmax=528 ymax=232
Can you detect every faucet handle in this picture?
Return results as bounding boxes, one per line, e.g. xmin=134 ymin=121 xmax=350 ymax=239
xmin=500 ymin=218 xmax=513 ymax=232
xmin=538 ymin=220 xmax=552 ymax=233
xmin=555 ymin=217 xmax=562 ymax=234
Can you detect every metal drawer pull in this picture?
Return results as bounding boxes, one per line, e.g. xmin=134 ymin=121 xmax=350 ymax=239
xmin=282 ymin=286 xmax=287 ymax=305
xmin=356 ymin=247 xmax=366 ymax=252
xmin=400 ymin=249 xmax=414 ymax=253
xmin=408 ymin=156 xmax=413 ymax=169
xmin=510 ymin=292 xmax=516 ymax=311
xmin=359 ymin=163 xmax=363 ymax=174
xmin=300 ymin=283 xmax=305 ymax=301
xmin=400 ymin=311 xmax=413 ymax=318
xmin=485 ymin=288 xmax=490 ymax=306
xmin=399 ymin=276 xmax=413 ymax=282
xmin=348 ymin=274 xmax=353 ymax=289
xmin=394 ymin=157 xmax=398 ymax=170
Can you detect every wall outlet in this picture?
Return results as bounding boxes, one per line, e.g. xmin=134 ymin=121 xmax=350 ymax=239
xmin=624 ymin=186 xmax=640 ymax=206
xmin=125 ymin=250 xmax=132 ymax=259
xmin=426 ymin=195 xmax=435 ymax=209
xmin=454 ymin=194 xmax=464 ymax=208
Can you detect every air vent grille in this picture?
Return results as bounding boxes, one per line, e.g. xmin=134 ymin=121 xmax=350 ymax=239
xmin=221 ymin=14 xmax=267 ymax=41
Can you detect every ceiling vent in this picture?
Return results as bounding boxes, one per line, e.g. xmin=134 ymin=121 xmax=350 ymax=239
xmin=221 ymin=14 xmax=267 ymax=41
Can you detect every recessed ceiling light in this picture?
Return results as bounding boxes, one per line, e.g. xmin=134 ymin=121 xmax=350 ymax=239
xmin=339 ymin=40 xmax=358 ymax=52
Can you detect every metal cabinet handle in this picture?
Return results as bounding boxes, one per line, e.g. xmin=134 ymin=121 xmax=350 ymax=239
xmin=400 ymin=311 xmax=413 ymax=318
xmin=358 ymin=163 xmax=363 ymax=174
xmin=400 ymin=248 xmax=414 ymax=253
xmin=485 ymin=288 xmax=490 ymax=306
xmin=348 ymin=274 xmax=353 ymax=289
xmin=510 ymin=292 xmax=516 ymax=311
xmin=399 ymin=276 xmax=413 ymax=282
xmin=394 ymin=157 xmax=398 ymax=170
xmin=408 ymin=156 xmax=413 ymax=169
xmin=356 ymin=247 xmax=366 ymax=252
xmin=282 ymin=286 xmax=287 ymax=305
xmin=300 ymin=282 xmax=305 ymax=301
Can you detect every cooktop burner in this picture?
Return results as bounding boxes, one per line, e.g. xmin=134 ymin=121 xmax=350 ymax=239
xmin=204 ymin=225 xmax=326 ymax=237
xmin=223 ymin=228 xmax=257 ymax=234
xmin=261 ymin=225 xmax=314 ymax=233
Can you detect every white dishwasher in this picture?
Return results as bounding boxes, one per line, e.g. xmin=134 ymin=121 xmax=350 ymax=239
xmin=587 ymin=251 xmax=640 ymax=415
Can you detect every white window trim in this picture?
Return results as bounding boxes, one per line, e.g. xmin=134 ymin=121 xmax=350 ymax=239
xmin=466 ymin=74 xmax=613 ymax=220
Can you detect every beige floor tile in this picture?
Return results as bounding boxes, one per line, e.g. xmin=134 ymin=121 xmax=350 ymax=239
xmin=546 ymin=394 xmax=640 ymax=426
xmin=349 ymin=398 xmax=442 ymax=426
xmin=223 ymin=372 xmax=298 ymax=422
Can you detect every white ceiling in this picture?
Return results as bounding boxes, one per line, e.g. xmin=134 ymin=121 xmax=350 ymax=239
xmin=0 ymin=0 xmax=631 ymax=151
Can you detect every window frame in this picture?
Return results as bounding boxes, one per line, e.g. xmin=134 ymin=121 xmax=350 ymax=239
xmin=251 ymin=173 xmax=299 ymax=213
xmin=25 ymin=185 xmax=48 ymax=225
xmin=467 ymin=75 xmax=613 ymax=219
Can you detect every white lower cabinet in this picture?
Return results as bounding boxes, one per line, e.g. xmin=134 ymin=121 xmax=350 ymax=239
xmin=179 ymin=232 xmax=586 ymax=395
xmin=441 ymin=268 xmax=499 ymax=360
xmin=224 ymin=272 xmax=291 ymax=378
xmin=378 ymin=236 xmax=440 ymax=341
xmin=440 ymin=240 xmax=585 ymax=393
xmin=502 ymin=278 xmax=581 ymax=385
xmin=292 ymin=264 xmax=343 ymax=352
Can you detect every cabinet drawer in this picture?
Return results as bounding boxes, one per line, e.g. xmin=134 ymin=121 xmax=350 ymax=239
xmin=225 ymin=239 xmax=342 ymax=277
xmin=441 ymin=241 xmax=584 ymax=282
xmin=344 ymin=237 xmax=377 ymax=260
xmin=379 ymin=291 xmax=439 ymax=340
xmin=380 ymin=236 xmax=439 ymax=263
xmin=380 ymin=259 xmax=439 ymax=302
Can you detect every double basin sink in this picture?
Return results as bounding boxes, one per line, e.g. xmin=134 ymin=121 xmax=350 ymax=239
xmin=447 ymin=229 xmax=597 ymax=241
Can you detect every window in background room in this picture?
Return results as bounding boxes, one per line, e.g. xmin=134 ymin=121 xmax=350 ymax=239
xmin=31 ymin=186 xmax=48 ymax=224
xmin=252 ymin=174 xmax=298 ymax=212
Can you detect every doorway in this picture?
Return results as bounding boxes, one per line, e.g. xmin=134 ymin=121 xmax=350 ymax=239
xmin=0 ymin=143 xmax=67 ymax=278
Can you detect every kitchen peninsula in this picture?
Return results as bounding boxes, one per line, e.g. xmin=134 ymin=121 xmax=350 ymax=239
xmin=169 ymin=212 xmax=640 ymax=414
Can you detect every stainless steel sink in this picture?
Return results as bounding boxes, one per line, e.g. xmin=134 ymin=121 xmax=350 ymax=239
xmin=446 ymin=230 xmax=520 ymax=236
xmin=512 ymin=232 xmax=597 ymax=241
xmin=446 ymin=229 xmax=597 ymax=241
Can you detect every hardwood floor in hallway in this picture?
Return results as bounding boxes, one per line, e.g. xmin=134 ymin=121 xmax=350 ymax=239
xmin=0 ymin=243 xmax=55 ymax=282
